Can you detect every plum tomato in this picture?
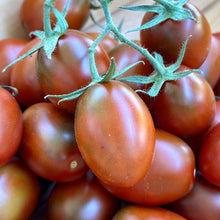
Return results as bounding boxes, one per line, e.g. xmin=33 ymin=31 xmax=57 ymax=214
xmin=100 ymin=129 xmax=195 ymax=206
xmin=36 ymin=29 xmax=110 ymax=114
xmin=0 ymin=157 xmax=40 ymax=220
xmin=0 ymin=87 xmax=23 ymax=166
xmin=75 ymin=80 xmax=155 ymax=187
xmin=140 ymin=2 xmax=211 ymax=68
xmin=19 ymin=102 xmax=88 ymax=182
xmin=47 ymin=171 xmax=121 ymax=220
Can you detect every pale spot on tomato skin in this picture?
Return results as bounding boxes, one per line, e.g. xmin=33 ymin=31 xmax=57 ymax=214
xmin=70 ymin=161 xmax=78 ymax=169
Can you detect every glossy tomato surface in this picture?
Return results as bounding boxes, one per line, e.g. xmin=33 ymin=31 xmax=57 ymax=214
xmin=140 ymin=2 xmax=211 ymax=68
xmin=19 ymin=102 xmax=88 ymax=182
xmin=0 ymin=157 xmax=40 ymax=220
xmin=100 ymin=129 xmax=195 ymax=205
xmin=75 ymin=80 xmax=155 ymax=187
xmin=0 ymin=87 xmax=23 ymax=165
xmin=36 ymin=29 xmax=110 ymax=114
xmin=47 ymin=171 xmax=121 ymax=220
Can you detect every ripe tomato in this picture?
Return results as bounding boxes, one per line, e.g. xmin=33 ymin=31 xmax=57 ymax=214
xmin=19 ymin=102 xmax=88 ymax=182
xmin=0 ymin=38 xmax=28 ymax=85
xmin=47 ymin=171 xmax=121 ymax=220
xmin=75 ymin=80 xmax=155 ymax=187
xmin=0 ymin=157 xmax=40 ymax=220
xmin=143 ymin=66 xmax=216 ymax=138
xmin=20 ymin=0 xmax=90 ymax=37
xmin=100 ymin=129 xmax=195 ymax=205
xmin=36 ymin=29 xmax=110 ymax=114
xmin=0 ymin=87 xmax=23 ymax=165
xmin=10 ymin=37 xmax=46 ymax=107
xmin=140 ymin=2 xmax=211 ymax=68
xmin=113 ymin=205 xmax=186 ymax=220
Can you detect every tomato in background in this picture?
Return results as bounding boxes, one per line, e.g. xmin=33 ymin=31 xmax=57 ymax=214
xmin=100 ymin=129 xmax=195 ymax=206
xmin=20 ymin=0 xmax=90 ymax=37
xmin=0 ymin=157 xmax=40 ymax=220
xmin=19 ymin=102 xmax=88 ymax=182
xmin=113 ymin=205 xmax=186 ymax=220
xmin=140 ymin=2 xmax=211 ymax=69
xmin=0 ymin=38 xmax=28 ymax=85
xmin=36 ymin=29 xmax=110 ymax=114
xmin=47 ymin=171 xmax=121 ymax=220
xmin=75 ymin=80 xmax=155 ymax=187
xmin=10 ymin=37 xmax=46 ymax=107
xmin=0 ymin=87 xmax=23 ymax=166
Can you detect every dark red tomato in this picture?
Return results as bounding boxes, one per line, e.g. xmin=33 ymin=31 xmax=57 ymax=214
xmin=10 ymin=37 xmax=46 ymax=107
xmin=113 ymin=205 xmax=186 ymax=220
xmin=19 ymin=102 xmax=88 ymax=182
xmin=0 ymin=38 xmax=28 ymax=85
xmin=36 ymin=29 xmax=110 ymax=114
xmin=75 ymin=80 xmax=155 ymax=187
xmin=199 ymin=123 xmax=220 ymax=187
xmin=0 ymin=157 xmax=40 ymax=220
xmin=100 ymin=129 xmax=195 ymax=206
xmin=20 ymin=0 xmax=90 ymax=37
xmin=0 ymin=87 xmax=23 ymax=165
xmin=143 ymin=65 xmax=216 ymax=138
xmin=108 ymin=42 xmax=153 ymax=91
xmin=199 ymin=35 xmax=220 ymax=88
xmin=47 ymin=171 xmax=121 ymax=220
xmin=140 ymin=2 xmax=211 ymax=68
xmin=214 ymin=78 xmax=220 ymax=96
xmin=167 ymin=173 xmax=220 ymax=220
xmin=87 ymin=32 xmax=119 ymax=54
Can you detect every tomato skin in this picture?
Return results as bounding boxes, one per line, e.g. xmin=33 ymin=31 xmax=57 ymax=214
xmin=75 ymin=80 xmax=155 ymax=187
xmin=199 ymin=123 xmax=220 ymax=186
xmin=36 ymin=29 xmax=110 ymax=114
xmin=10 ymin=38 xmax=46 ymax=107
xmin=0 ymin=38 xmax=28 ymax=85
xmin=0 ymin=87 xmax=23 ymax=165
xmin=47 ymin=171 xmax=121 ymax=220
xmin=143 ymin=66 xmax=216 ymax=138
xmin=100 ymin=129 xmax=195 ymax=206
xmin=113 ymin=205 xmax=186 ymax=220
xmin=0 ymin=157 xmax=40 ymax=220
xmin=140 ymin=3 xmax=211 ymax=68
xmin=19 ymin=102 xmax=88 ymax=182
xmin=20 ymin=0 xmax=90 ymax=37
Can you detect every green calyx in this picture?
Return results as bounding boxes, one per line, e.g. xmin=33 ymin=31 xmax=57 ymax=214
xmin=1 ymin=85 xmax=18 ymax=97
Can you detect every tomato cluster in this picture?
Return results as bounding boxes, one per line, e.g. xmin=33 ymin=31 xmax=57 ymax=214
xmin=0 ymin=0 xmax=220 ymax=219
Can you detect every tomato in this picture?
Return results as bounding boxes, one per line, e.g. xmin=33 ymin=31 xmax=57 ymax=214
xmin=0 ymin=157 xmax=40 ymax=220
xmin=20 ymin=0 xmax=90 ymax=37
xmin=199 ymin=123 xmax=220 ymax=186
xmin=47 ymin=171 xmax=121 ymax=220
xmin=36 ymin=29 xmax=110 ymax=114
xmin=113 ymin=205 xmax=186 ymax=220
xmin=0 ymin=38 xmax=28 ymax=85
xmin=10 ymin=37 xmax=46 ymax=107
xmin=214 ymin=78 xmax=220 ymax=96
xmin=0 ymin=87 xmax=23 ymax=165
xmin=75 ymin=80 xmax=155 ymax=187
xmin=167 ymin=173 xmax=220 ymax=220
xmin=108 ymin=42 xmax=153 ymax=91
xmin=140 ymin=2 xmax=211 ymax=68
xmin=100 ymin=129 xmax=195 ymax=205
xmin=143 ymin=66 xmax=216 ymax=138
xmin=19 ymin=102 xmax=88 ymax=182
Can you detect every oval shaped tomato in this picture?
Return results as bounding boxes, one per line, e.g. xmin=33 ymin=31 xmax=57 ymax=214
xmin=100 ymin=129 xmax=195 ymax=205
xmin=47 ymin=171 xmax=121 ymax=220
xmin=36 ymin=29 xmax=110 ymax=114
xmin=113 ymin=205 xmax=186 ymax=220
xmin=0 ymin=87 xmax=23 ymax=165
xmin=0 ymin=157 xmax=40 ymax=220
xmin=75 ymin=80 xmax=155 ymax=187
xmin=140 ymin=2 xmax=211 ymax=68
xmin=20 ymin=0 xmax=90 ymax=37
xmin=19 ymin=102 xmax=88 ymax=182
